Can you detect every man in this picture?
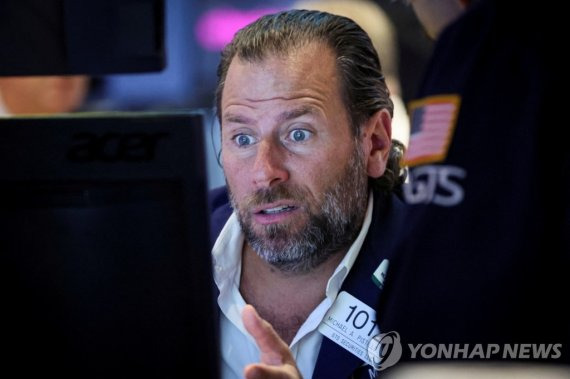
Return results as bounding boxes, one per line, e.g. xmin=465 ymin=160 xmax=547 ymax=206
xmin=210 ymin=10 xmax=406 ymax=379
xmin=376 ymin=0 xmax=569 ymax=376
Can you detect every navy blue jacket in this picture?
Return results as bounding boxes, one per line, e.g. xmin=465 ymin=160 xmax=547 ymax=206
xmin=209 ymin=187 xmax=406 ymax=378
xmin=378 ymin=0 xmax=569 ymax=364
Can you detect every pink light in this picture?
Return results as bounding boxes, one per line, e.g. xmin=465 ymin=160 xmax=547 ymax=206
xmin=195 ymin=7 xmax=283 ymax=51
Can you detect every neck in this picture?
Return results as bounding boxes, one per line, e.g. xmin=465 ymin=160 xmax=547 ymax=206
xmin=240 ymin=242 xmax=346 ymax=344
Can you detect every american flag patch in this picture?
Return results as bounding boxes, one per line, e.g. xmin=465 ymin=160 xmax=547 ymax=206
xmin=403 ymin=95 xmax=461 ymax=167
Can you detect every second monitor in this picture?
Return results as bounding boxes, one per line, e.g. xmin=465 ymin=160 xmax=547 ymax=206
xmin=0 ymin=112 xmax=219 ymax=377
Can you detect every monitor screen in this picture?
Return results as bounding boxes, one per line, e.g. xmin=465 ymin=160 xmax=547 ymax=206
xmin=0 ymin=112 xmax=218 ymax=377
xmin=0 ymin=0 xmax=165 ymax=76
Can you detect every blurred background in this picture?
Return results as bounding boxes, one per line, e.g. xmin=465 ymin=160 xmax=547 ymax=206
xmin=1 ymin=0 xmax=432 ymax=189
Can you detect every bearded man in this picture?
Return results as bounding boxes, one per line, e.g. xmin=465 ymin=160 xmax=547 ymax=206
xmin=209 ymin=9 xmax=406 ymax=379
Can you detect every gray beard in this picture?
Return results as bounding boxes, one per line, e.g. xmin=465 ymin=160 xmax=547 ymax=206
xmin=228 ymin=142 xmax=369 ymax=274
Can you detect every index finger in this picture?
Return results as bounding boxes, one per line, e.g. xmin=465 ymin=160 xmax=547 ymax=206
xmin=242 ymin=304 xmax=295 ymax=366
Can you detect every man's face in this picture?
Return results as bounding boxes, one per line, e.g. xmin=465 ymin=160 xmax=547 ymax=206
xmin=220 ymin=42 xmax=369 ymax=272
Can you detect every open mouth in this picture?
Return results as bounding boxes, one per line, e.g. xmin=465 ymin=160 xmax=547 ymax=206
xmin=258 ymin=205 xmax=297 ymax=215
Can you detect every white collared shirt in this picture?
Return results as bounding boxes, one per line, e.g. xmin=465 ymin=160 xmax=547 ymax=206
xmin=211 ymin=193 xmax=374 ymax=379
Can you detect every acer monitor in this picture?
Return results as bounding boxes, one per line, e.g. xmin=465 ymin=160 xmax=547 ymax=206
xmin=0 ymin=112 xmax=219 ymax=378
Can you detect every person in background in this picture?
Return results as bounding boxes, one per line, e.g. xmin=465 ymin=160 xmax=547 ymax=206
xmin=376 ymin=0 xmax=569 ymax=377
xmin=0 ymin=75 xmax=89 ymax=116
xmin=209 ymin=9 xmax=406 ymax=379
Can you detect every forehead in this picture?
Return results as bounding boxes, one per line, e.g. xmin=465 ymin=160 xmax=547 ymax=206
xmin=221 ymin=42 xmax=342 ymax=108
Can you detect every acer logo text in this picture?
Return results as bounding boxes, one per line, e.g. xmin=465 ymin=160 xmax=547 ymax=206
xmin=67 ymin=132 xmax=168 ymax=162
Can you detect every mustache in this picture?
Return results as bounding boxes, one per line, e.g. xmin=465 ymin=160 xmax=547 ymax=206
xmin=241 ymin=184 xmax=311 ymax=209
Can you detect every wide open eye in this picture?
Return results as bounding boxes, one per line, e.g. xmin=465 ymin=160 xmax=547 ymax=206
xmin=233 ymin=134 xmax=256 ymax=147
xmin=289 ymin=129 xmax=312 ymax=142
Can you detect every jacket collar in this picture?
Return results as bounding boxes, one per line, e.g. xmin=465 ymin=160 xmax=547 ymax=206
xmin=312 ymin=191 xmax=405 ymax=378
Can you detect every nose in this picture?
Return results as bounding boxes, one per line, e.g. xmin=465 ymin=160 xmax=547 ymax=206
xmin=252 ymin=139 xmax=289 ymax=188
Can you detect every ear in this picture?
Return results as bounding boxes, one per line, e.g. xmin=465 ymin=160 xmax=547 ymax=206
xmin=361 ymin=109 xmax=392 ymax=179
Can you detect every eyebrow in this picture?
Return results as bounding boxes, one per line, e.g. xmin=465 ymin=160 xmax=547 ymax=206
xmin=276 ymin=106 xmax=318 ymax=123
xmin=222 ymin=105 xmax=318 ymax=126
xmin=223 ymin=113 xmax=254 ymax=125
